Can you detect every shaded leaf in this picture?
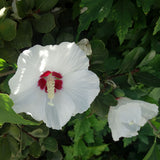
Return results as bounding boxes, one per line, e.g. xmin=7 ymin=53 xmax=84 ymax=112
xmin=43 ymin=137 xmax=58 ymax=152
xmin=29 ymin=141 xmax=41 ymax=158
xmin=0 ymin=18 xmax=17 ymax=41
xmin=32 ymin=13 xmax=55 ymax=33
xmin=35 ymin=0 xmax=58 ymax=12
xmin=78 ymin=0 xmax=113 ymax=35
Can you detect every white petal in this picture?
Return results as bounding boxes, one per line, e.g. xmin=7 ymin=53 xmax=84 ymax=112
xmin=108 ymin=104 xmax=141 ymax=141
xmin=9 ymin=45 xmax=49 ymax=95
xmin=43 ymin=90 xmax=76 ymax=129
xmin=11 ymin=85 xmax=46 ymax=121
xmin=134 ymin=100 xmax=158 ymax=126
xmin=62 ymin=70 xmax=100 ymax=114
xmin=108 ymin=97 xmax=159 ymax=141
xmin=43 ymin=42 xmax=89 ymax=75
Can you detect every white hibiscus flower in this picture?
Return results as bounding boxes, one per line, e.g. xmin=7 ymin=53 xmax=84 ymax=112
xmin=108 ymin=97 xmax=159 ymax=141
xmin=9 ymin=42 xmax=100 ymax=129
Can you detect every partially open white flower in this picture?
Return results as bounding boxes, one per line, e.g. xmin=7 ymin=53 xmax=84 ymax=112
xmin=77 ymin=39 xmax=92 ymax=56
xmin=9 ymin=42 xmax=100 ymax=129
xmin=108 ymin=97 xmax=159 ymax=141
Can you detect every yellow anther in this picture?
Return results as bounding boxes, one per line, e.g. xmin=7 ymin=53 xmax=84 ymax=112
xmin=46 ymin=74 xmax=55 ymax=106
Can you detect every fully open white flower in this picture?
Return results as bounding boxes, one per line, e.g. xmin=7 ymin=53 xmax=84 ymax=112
xmin=9 ymin=42 xmax=100 ymax=129
xmin=108 ymin=97 xmax=159 ymax=141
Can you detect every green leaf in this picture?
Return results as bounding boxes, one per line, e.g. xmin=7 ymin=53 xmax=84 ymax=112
xmin=46 ymin=151 xmax=63 ymax=160
xmin=0 ymin=58 xmax=8 ymax=71
xmin=118 ymin=47 xmax=144 ymax=73
xmin=123 ymin=137 xmax=137 ymax=148
xmin=15 ymin=0 xmax=28 ymax=18
xmin=42 ymin=33 xmax=55 ymax=45
xmin=32 ymin=13 xmax=55 ymax=33
xmin=28 ymin=124 xmax=49 ymax=138
xmin=0 ymin=137 xmax=11 ymax=160
xmin=102 ymin=94 xmax=117 ymax=106
xmin=63 ymin=146 xmax=74 ymax=160
xmin=0 ymin=18 xmax=17 ymax=41
xmin=29 ymin=141 xmax=41 ymax=158
xmin=90 ymin=39 xmax=108 ymax=67
xmin=78 ymin=0 xmax=113 ymax=35
xmin=11 ymin=21 xmax=33 ymax=49
xmin=143 ymin=140 xmax=160 ymax=160
xmin=153 ymin=17 xmax=160 ymax=35
xmin=7 ymin=135 xmax=19 ymax=158
xmin=74 ymin=140 xmax=87 ymax=156
xmin=0 ymin=93 xmax=39 ymax=125
xmin=8 ymin=124 xmax=20 ymax=141
xmin=114 ymin=88 xmax=125 ymax=97
xmin=35 ymin=0 xmax=58 ymax=12
xmin=87 ymin=144 xmax=109 ymax=157
xmin=138 ymin=50 xmax=156 ymax=67
xmin=0 ymin=46 xmax=19 ymax=63
xmin=91 ymin=94 xmax=110 ymax=117
xmin=74 ymin=118 xmax=91 ymax=142
xmin=134 ymin=72 xmax=160 ymax=87
xmin=108 ymin=0 xmax=136 ymax=44
xmin=43 ymin=137 xmax=58 ymax=152
xmin=0 ymin=74 xmax=12 ymax=94
xmin=136 ymin=0 xmax=154 ymax=14
xmin=149 ymin=88 xmax=160 ymax=103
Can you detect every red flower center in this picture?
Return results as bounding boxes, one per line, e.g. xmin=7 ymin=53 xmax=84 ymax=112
xmin=38 ymin=71 xmax=63 ymax=93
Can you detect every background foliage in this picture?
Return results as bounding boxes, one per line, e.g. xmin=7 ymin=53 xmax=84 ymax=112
xmin=1 ymin=0 xmax=160 ymax=159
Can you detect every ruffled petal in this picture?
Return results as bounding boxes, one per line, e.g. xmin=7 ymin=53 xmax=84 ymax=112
xmin=135 ymin=100 xmax=158 ymax=126
xmin=108 ymin=97 xmax=159 ymax=141
xmin=62 ymin=70 xmax=99 ymax=114
xmin=11 ymin=85 xmax=47 ymax=121
xmin=43 ymin=90 xmax=76 ymax=129
xmin=43 ymin=42 xmax=89 ymax=75
xmin=108 ymin=104 xmax=142 ymax=141
xmin=9 ymin=45 xmax=49 ymax=95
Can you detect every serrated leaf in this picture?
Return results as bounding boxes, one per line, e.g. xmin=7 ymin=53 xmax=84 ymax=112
xmin=78 ymin=0 xmax=113 ymax=35
xmin=35 ymin=0 xmax=58 ymax=12
xmin=74 ymin=140 xmax=87 ymax=156
xmin=87 ymin=144 xmax=109 ymax=157
xmin=29 ymin=141 xmax=41 ymax=158
xmin=63 ymin=146 xmax=74 ymax=160
xmin=109 ymin=0 xmax=136 ymax=44
xmin=136 ymin=0 xmax=154 ymax=14
xmin=0 ymin=18 xmax=17 ymax=41
xmin=43 ymin=137 xmax=58 ymax=152
xmin=0 ymin=93 xmax=39 ymax=125
xmin=32 ymin=13 xmax=55 ymax=33
xmin=74 ymin=118 xmax=91 ymax=142
xmin=153 ymin=17 xmax=160 ymax=35
xmin=118 ymin=47 xmax=144 ymax=73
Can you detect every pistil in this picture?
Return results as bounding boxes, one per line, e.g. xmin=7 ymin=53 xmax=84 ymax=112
xmin=46 ymin=74 xmax=55 ymax=106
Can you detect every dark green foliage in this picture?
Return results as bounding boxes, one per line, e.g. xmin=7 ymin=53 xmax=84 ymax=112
xmin=0 ymin=0 xmax=160 ymax=159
